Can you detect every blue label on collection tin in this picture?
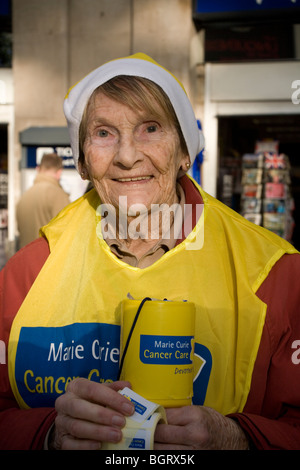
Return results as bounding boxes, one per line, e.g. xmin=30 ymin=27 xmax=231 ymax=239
xmin=139 ymin=335 xmax=193 ymax=365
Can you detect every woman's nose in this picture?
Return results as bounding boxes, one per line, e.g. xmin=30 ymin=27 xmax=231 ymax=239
xmin=114 ymin=134 xmax=142 ymax=168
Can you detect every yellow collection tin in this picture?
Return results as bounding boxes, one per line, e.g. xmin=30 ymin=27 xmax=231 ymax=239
xmin=120 ymin=299 xmax=195 ymax=408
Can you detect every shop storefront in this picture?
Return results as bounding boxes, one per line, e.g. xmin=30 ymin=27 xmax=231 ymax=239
xmin=202 ymin=62 xmax=300 ymax=250
xmin=193 ymin=0 xmax=300 ymax=250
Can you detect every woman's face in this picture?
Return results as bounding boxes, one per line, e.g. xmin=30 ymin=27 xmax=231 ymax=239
xmin=81 ymin=91 xmax=189 ymax=213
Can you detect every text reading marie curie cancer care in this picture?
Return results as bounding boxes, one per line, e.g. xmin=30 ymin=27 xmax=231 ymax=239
xmin=139 ymin=335 xmax=193 ymax=365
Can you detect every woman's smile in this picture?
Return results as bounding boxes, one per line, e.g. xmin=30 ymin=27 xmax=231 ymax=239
xmin=112 ymin=175 xmax=153 ymax=183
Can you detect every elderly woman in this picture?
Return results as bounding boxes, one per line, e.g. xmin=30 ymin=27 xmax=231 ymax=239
xmin=0 ymin=53 xmax=300 ymax=451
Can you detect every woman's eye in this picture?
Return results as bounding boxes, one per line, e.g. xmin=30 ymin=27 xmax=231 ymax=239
xmin=146 ymin=125 xmax=158 ymax=133
xmin=97 ymin=129 xmax=109 ymax=137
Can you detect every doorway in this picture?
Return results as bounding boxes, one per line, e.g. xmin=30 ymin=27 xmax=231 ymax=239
xmin=217 ymin=114 xmax=300 ymax=250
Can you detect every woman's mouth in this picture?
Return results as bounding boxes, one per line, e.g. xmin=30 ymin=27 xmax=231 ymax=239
xmin=113 ymin=176 xmax=153 ymax=183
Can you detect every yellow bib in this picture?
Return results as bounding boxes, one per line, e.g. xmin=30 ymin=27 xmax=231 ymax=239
xmin=8 ymin=178 xmax=297 ymax=414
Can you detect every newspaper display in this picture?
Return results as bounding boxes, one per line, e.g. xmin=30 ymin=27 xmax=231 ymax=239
xmin=240 ymin=141 xmax=295 ymax=241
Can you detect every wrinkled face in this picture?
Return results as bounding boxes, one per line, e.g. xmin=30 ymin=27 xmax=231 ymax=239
xmin=81 ymin=91 xmax=189 ymax=213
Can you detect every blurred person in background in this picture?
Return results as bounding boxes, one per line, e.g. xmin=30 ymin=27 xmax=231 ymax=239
xmin=16 ymin=153 xmax=70 ymax=248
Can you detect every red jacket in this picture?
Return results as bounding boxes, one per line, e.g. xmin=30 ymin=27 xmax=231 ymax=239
xmin=1 ymin=182 xmax=300 ymax=449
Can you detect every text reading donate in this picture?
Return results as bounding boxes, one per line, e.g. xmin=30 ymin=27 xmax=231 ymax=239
xmin=139 ymin=335 xmax=193 ymax=365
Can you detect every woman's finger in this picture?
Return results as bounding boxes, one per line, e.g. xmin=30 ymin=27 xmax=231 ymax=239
xmin=64 ymin=378 xmax=135 ymax=417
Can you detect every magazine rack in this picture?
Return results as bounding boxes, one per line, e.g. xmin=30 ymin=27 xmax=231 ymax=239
xmin=240 ymin=141 xmax=295 ymax=241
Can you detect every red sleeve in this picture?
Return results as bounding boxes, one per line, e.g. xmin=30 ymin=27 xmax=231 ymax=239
xmin=0 ymin=237 xmax=56 ymax=450
xmin=229 ymin=253 xmax=300 ymax=449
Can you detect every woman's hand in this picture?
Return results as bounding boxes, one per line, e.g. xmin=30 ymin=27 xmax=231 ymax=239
xmin=49 ymin=378 xmax=135 ymax=450
xmin=154 ymin=406 xmax=249 ymax=450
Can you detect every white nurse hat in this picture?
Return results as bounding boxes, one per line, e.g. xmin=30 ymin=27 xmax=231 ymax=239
xmin=63 ymin=53 xmax=205 ymax=171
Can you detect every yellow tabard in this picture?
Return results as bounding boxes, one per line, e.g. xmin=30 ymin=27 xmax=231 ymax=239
xmin=8 ymin=178 xmax=298 ymax=414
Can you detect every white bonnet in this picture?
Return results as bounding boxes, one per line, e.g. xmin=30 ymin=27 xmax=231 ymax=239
xmin=63 ymin=53 xmax=205 ymax=170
